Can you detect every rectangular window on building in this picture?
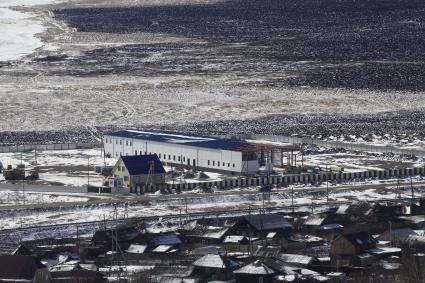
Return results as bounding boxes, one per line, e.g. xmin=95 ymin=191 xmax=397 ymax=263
xmin=116 ymin=140 xmax=118 ymax=144
xmin=126 ymin=141 xmax=128 ymax=146
xmin=223 ymin=162 xmax=225 ymax=166
xmin=233 ymin=163 xmax=235 ymax=168
xmin=173 ymin=155 xmax=176 ymax=161
xmin=208 ymin=160 xmax=210 ymax=165
xmin=124 ymin=176 xmax=129 ymax=182
xmin=228 ymin=163 xmax=230 ymax=167
xmin=193 ymin=159 xmax=196 ymax=166
xmin=169 ymin=155 xmax=171 ymax=160
xmin=130 ymin=141 xmax=132 ymax=146
xmin=135 ymin=150 xmax=137 ymax=155
xmin=213 ymin=161 xmax=215 ymax=166
xmin=120 ymin=140 xmax=122 ymax=145
xmin=217 ymin=162 xmax=220 ymax=167
xmin=159 ymin=153 xmax=161 ymax=159
xmin=178 ymin=156 xmax=181 ymax=161
xmin=183 ymin=157 xmax=186 ymax=162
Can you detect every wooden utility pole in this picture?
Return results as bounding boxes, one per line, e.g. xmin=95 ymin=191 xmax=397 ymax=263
xmin=87 ymin=156 xmax=90 ymax=188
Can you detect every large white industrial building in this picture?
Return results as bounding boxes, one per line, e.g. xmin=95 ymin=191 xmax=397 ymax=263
xmin=103 ymin=130 xmax=261 ymax=175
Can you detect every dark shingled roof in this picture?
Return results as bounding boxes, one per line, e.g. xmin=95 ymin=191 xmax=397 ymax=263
xmin=0 ymin=255 xmax=45 ymax=280
xmin=121 ymin=154 xmax=165 ymax=175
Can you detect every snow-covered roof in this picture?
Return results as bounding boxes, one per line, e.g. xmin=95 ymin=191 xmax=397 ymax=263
xmin=223 ymin=236 xmax=248 ymax=244
xmin=152 ymin=245 xmax=174 ymax=253
xmin=321 ymin=224 xmax=343 ymax=230
xmin=126 ymin=244 xmax=147 ymax=254
xmin=303 ymin=215 xmax=326 ymax=226
xmin=192 ymin=254 xmax=239 ymax=269
xmin=202 ymin=227 xmax=229 ymax=240
xmin=367 ymin=247 xmax=401 ymax=255
xmin=107 ymin=130 xmax=248 ymax=151
xmin=245 ymin=214 xmax=292 ymax=231
xmin=233 ymin=260 xmax=275 ymax=275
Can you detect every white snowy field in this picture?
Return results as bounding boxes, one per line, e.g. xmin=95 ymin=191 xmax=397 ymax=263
xmin=0 ymin=8 xmax=47 ymax=62
xmin=0 ymin=0 xmax=62 ymax=62
xmin=0 ymin=190 xmax=90 ymax=206
xmin=1 ymin=183 xmax=423 ymax=232
xmin=0 ymin=148 xmax=113 ymax=186
xmin=302 ymin=152 xmax=423 ymax=172
xmin=0 ymin=148 xmax=229 ymax=187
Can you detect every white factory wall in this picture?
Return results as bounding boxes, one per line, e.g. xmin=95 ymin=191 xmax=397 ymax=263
xmin=103 ymin=135 xmax=258 ymax=174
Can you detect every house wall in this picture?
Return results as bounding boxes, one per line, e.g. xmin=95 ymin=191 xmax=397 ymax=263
xmin=235 ymin=274 xmax=274 ymax=283
xmin=104 ymin=135 xmax=259 ymax=174
xmin=131 ymin=173 xmax=165 ymax=188
xmin=113 ymin=158 xmax=130 ymax=187
xmin=34 ymin=268 xmax=51 ymax=283
xmin=331 ymin=236 xmax=356 ymax=256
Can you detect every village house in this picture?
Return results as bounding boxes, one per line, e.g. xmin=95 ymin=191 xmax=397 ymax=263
xmin=0 ymin=255 xmax=51 ymax=283
xmin=330 ymin=232 xmax=377 ymax=267
xmin=377 ymin=227 xmax=417 ymax=247
xmin=192 ymin=254 xmax=239 ymax=281
xmin=233 ymin=214 xmax=292 ymax=239
xmin=113 ymin=154 xmax=165 ymax=193
xmin=233 ymin=260 xmax=276 ymax=283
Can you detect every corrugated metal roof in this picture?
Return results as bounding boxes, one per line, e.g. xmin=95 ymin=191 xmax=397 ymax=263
xmin=107 ymin=130 xmax=247 ymax=150
xmin=121 ymin=154 xmax=165 ymax=175
xmin=147 ymin=232 xmax=182 ymax=246
xmin=245 ymin=214 xmax=292 ymax=231
xmin=278 ymin=254 xmax=315 ymax=266
xmin=253 ymin=245 xmax=281 ymax=258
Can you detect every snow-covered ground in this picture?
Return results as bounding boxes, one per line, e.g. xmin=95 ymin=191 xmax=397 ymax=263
xmin=302 ymin=152 xmax=422 ymax=172
xmin=0 ymin=0 xmax=64 ymax=62
xmin=0 ymin=148 xmax=231 ymax=187
xmin=0 ymin=148 xmax=112 ymax=186
xmin=0 ymin=182 xmax=423 ymax=233
xmin=0 ymin=7 xmax=46 ymax=61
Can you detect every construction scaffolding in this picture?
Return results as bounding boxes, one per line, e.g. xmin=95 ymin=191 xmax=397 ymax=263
xmin=228 ymin=142 xmax=302 ymax=170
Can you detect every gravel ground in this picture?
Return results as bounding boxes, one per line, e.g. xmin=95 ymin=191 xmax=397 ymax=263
xmin=1 ymin=0 xmax=425 ymax=143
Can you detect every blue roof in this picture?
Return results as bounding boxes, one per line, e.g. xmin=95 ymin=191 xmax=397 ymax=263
xmin=120 ymin=154 xmax=165 ymax=175
xmin=107 ymin=130 xmax=247 ymax=150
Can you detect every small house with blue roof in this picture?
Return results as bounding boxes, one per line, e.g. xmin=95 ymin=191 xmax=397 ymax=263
xmin=113 ymin=154 xmax=165 ymax=193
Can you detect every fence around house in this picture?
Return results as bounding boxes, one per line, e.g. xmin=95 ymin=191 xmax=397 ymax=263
xmin=135 ymin=166 xmax=425 ymax=194
xmin=0 ymin=142 xmax=101 ymax=153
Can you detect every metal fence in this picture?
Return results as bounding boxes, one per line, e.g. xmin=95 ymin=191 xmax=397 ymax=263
xmin=137 ymin=166 xmax=425 ymax=194
xmin=0 ymin=142 xmax=100 ymax=153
